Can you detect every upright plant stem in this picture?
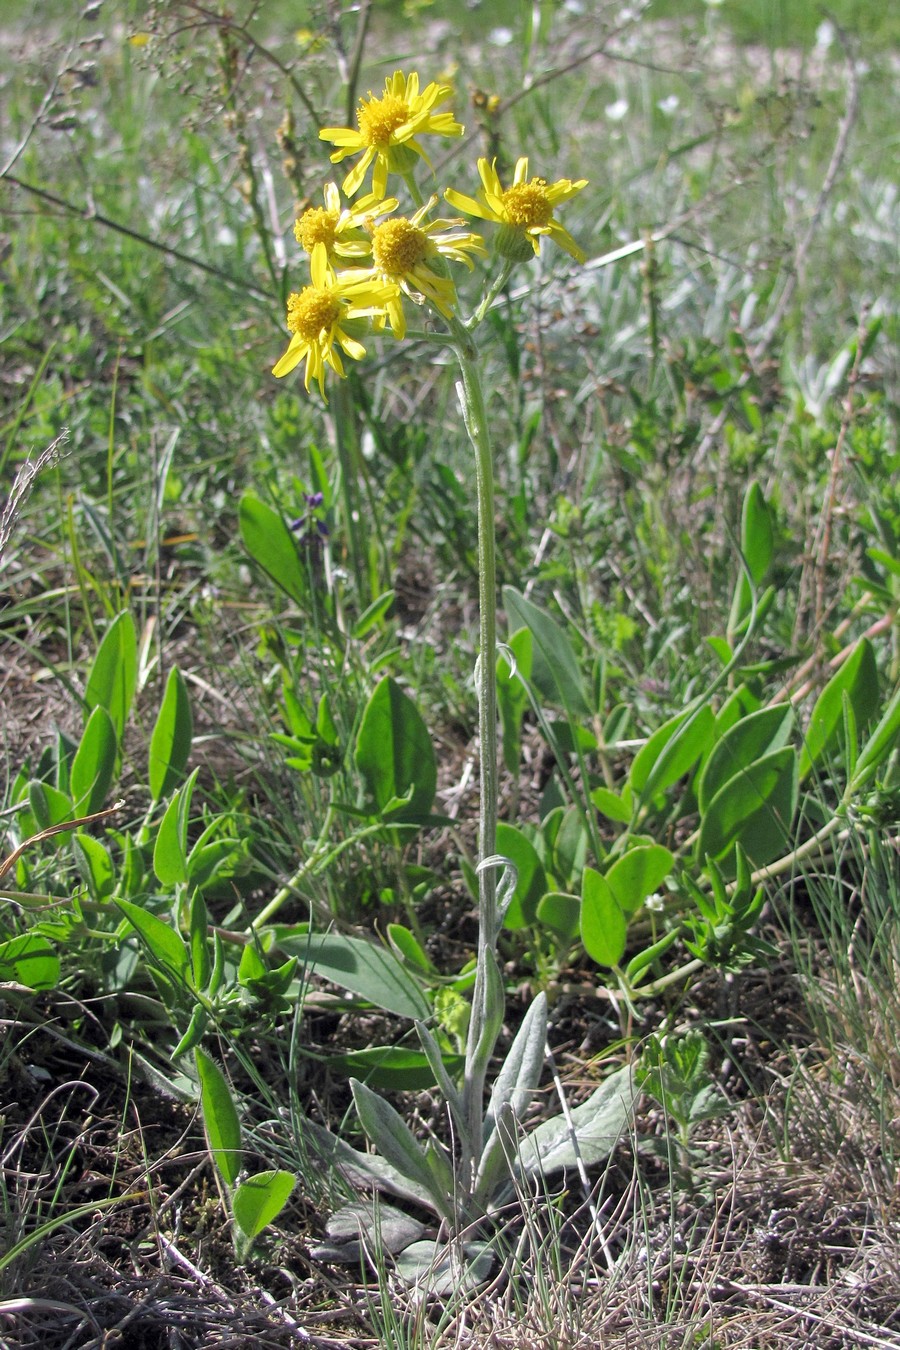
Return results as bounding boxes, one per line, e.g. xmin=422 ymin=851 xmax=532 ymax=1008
xmin=451 ymin=322 xmax=500 ymax=1173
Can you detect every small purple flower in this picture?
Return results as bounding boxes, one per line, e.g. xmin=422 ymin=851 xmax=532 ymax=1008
xmin=291 ymin=492 xmax=330 ymax=545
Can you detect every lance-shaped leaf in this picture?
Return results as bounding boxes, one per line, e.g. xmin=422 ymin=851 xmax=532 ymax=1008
xmin=354 ymin=677 xmax=436 ymax=821
xmin=351 ymin=1079 xmax=455 ymax=1224
xmin=301 ymin=1119 xmax=440 ymax=1214
xmin=474 ymin=993 xmax=547 ymax=1206
xmin=800 ymin=637 xmax=878 ymax=777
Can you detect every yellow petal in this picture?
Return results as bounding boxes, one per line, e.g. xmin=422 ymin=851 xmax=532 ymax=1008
xmin=444 ymin=188 xmax=491 ymax=220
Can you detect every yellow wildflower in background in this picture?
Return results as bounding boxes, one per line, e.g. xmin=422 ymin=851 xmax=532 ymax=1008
xmin=293 ymin=183 xmax=396 ymax=273
xmin=445 ymin=157 xmax=588 ymax=263
xmin=272 ymin=250 xmax=392 ymax=397
xmin=343 ymin=197 xmax=486 ymax=339
xmin=320 ymin=70 xmax=464 ymax=198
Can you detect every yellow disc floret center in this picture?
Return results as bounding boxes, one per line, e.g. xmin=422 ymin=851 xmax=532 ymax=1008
xmin=295 ymin=207 xmax=340 ymax=253
xmin=286 ymin=288 xmax=341 ymax=339
xmin=357 ymin=93 xmax=409 ymax=147
xmin=372 ymin=218 xmax=428 ymax=276
xmin=501 ymin=179 xmax=553 ymax=228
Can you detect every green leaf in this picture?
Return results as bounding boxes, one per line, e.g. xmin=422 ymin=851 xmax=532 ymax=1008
xmin=698 ymin=703 xmax=794 ymax=814
xmin=70 ymin=706 xmax=117 ymax=814
xmin=386 ymin=923 xmax=436 ymax=974
xmin=189 ymin=889 xmax=211 ymax=991
xmin=352 ymin=589 xmax=395 ymax=639
xmin=116 ymin=897 xmax=191 ymax=985
xmin=393 ymin=1239 xmax=493 ymax=1295
xmin=497 ymin=627 xmax=533 ymax=775
xmin=535 ymin=891 xmax=581 ymax=942
xmin=153 ymin=768 xmax=199 ymax=887
xmin=238 ymin=493 xmax=306 ymax=604
xmin=852 ymin=682 xmax=900 ymax=791
xmin=149 ymin=667 xmax=194 ymax=801
xmin=475 ymin=995 xmax=548 ymax=1206
xmin=350 ymin=1079 xmax=453 ymax=1223
xmin=518 ymin=1064 xmax=635 ymax=1175
xmin=590 ymin=786 xmax=632 ymax=824
xmin=354 ymin=677 xmax=436 ymax=821
xmin=605 ymin=844 xmax=674 ymax=915
xmin=233 ymin=1170 xmax=295 ymax=1242
xmin=698 ymin=745 xmax=798 ymax=870
xmin=503 ymin=587 xmax=591 ymax=716
xmin=28 ymin=780 xmax=72 ymax=830
xmin=301 ymin=1118 xmax=440 ymax=1214
xmin=0 ymin=934 xmax=59 ymax=990
xmin=800 ymin=638 xmax=879 ymax=777
xmin=629 ymin=704 xmax=715 ymax=800
xmin=72 ymin=832 xmax=116 ymax=902
xmin=195 ymin=1048 xmax=242 ymax=1188
xmin=729 ymin=481 xmax=774 ymax=634
xmin=84 ymin=611 xmax=137 ymax=738
xmin=323 ymin=1046 xmax=464 ymax=1091
xmin=581 ymin=867 xmax=627 ymax=968
xmin=496 ymin=822 xmax=547 ymax=929
xmin=274 ymin=929 xmax=430 ymax=1020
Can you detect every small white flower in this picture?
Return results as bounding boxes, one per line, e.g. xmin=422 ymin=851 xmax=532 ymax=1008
xmin=605 ymin=97 xmax=629 ymax=122
xmin=657 ymin=94 xmax=679 ymax=116
xmin=488 ymin=26 xmax=514 ymax=45
xmin=815 ymin=19 xmax=835 ymax=49
xmin=645 ymin=893 xmax=666 ymax=914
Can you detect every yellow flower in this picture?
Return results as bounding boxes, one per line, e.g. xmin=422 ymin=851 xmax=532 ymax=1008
xmin=320 ymin=70 xmax=464 ymax=199
xmin=293 ymin=183 xmax=396 ymax=274
xmin=272 ymin=249 xmax=392 ymax=397
xmin=342 ymin=197 xmax=485 ymax=339
xmin=445 ymin=157 xmax=588 ymax=263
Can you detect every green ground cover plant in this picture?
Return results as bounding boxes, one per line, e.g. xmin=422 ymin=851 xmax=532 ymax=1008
xmin=1 ymin=1 xmax=899 ymax=1346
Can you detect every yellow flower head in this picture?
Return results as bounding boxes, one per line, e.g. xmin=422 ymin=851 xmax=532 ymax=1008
xmin=293 ymin=182 xmax=396 ymax=274
xmin=445 ymin=157 xmax=588 ymax=263
xmin=342 ymin=196 xmax=486 ymax=339
xmin=273 ymin=249 xmax=392 ymax=398
xmin=320 ymin=70 xmax=464 ymax=199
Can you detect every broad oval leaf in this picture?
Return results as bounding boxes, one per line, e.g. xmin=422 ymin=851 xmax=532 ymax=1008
xmin=517 ymin=1064 xmax=635 ymax=1176
xmin=0 ymin=934 xmax=60 ymax=990
xmin=233 ymin=1170 xmax=295 ymax=1242
xmin=354 ymin=677 xmax=436 ymax=821
xmin=238 ymin=493 xmax=306 ymax=604
xmin=605 ymin=844 xmax=674 ymax=916
xmin=536 ymin=891 xmax=581 ymax=942
xmin=698 ymin=704 xmax=794 ymax=814
xmin=497 ymin=822 xmax=547 ymax=930
xmin=698 ymin=745 xmax=798 ymax=870
xmin=581 ymin=867 xmax=627 ymax=968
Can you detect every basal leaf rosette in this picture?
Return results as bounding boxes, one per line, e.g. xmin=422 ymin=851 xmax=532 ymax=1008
xmin=320 ymin=70 xmax=464 ymax=199
xmin=446 ymin=157 xmax=588 ymax=264
xmin=272 ymin=249 xmax=393 ymax=398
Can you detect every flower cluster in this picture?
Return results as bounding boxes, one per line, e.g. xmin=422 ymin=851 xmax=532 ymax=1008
xmin=273 ymin=70 xmax=589 ymax=396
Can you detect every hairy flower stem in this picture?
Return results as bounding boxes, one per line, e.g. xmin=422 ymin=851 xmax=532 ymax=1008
xmin=450 ymin=320 xmax=500 ymax=1176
